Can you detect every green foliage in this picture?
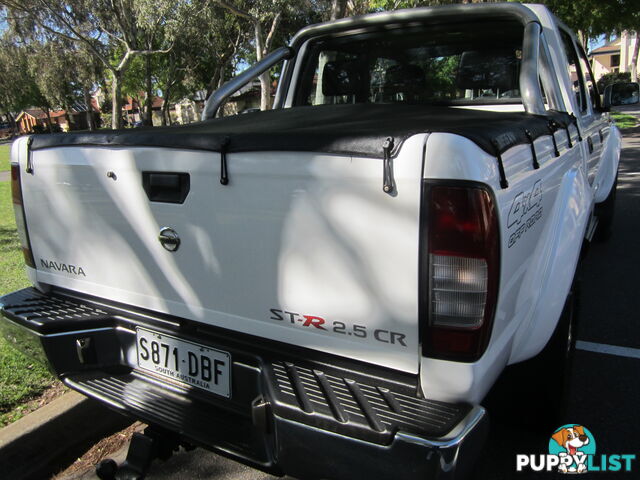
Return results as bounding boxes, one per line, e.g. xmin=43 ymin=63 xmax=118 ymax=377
xmin=423 ymin=56 xmax=459 ymax=98
xmin=0 ymin=32 xmax=49 ymax=114
xmin=27 ymin=39 xmax=82 ymax=110
xmin=0 ymin=337 xmax=54 ymax=427
xmin=369 ymin=0 xmax=459 ymax=10
xmin=0 ymin=181 xmax=53 ymax=426
xmin=0 ymin=0 xmax=635 ymax=127
xmin=0 ymin=180 xmax=30 ymax=307
xmin=610 ymin=111 xmax=638 ymax=129
xmin=0 ymin=145 xmax=10 ymax=172
xmin=369 ymin=0 xmax=633 ymax=47
xmin=100 ymin=112 xmax=113 ymax=129
xmin=597 ymin=71 xmax=632 ymax=92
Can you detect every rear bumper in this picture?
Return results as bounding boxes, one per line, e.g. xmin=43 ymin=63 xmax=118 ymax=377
xmin=1 ymin=287 xmax=488 ymax=480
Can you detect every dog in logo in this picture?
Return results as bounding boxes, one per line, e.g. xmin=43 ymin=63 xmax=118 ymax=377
xmin=551 ymin=425 xmax=590 ymax=473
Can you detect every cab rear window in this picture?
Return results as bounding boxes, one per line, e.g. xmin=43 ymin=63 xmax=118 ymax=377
xmin=294 ymin=21 xmax=524 ymax=107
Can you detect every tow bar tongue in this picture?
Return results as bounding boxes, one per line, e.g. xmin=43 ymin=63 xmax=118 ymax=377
xmin=96 ymin=427 xmax=184 ymax=480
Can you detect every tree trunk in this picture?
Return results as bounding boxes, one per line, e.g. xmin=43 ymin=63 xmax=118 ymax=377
xmin=160 ymin=100 xmax=167 ymax=126
xmin=83 ymin=86 xmax=96 ymax=131
xmin=577 ymin=30 xmax=588 ymax=51
xmin=330 ymin=0 xmax=347 ymax=20
xmin=161 ymin=85 xmax=172 ymax=126
xmin=7 ymin=111 xmax=17 ymax=135
xmin=259 ymin=71 xmax=271 ymax=111
xmin=111 ymin=71 xmax=123 ymax=129
xmin=207 ymin=66 xmax=223 ymax=99
xmin=631 ymin=32 xmax=640 ymax=83
xmin=252 ymin=22 xmax=271 ymax=111
xmin=44 ymin=107 xmax=53 ymax=133
xmin=145 ymin=55 xmax=153 ymax=126
xmin=218 ymin=67 xmax=226 ymax=89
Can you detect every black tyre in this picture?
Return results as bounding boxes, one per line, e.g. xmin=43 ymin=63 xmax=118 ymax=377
xmin=594 ymin=174 xmax=618 ymax=242
xmin=487 ymin=278 xmax=579 ymax=432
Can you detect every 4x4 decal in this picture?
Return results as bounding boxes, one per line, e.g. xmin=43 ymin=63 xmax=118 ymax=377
xmin=507 ymin=180 xmax=544 ymax=248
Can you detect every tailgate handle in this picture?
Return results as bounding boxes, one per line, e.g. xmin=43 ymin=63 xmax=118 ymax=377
xmin=142 ymin=172 xmax=190 ymax=204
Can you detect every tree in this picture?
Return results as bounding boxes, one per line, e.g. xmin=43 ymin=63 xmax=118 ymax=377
xmin=330 ymin=0 xmax=347 ymax=20
xmin=25 ymin=37 xmax=103 ymax=130
xmin=612 ymin=3 xmax=640 ymax=82
xmin=596 ymin=71 xmax=631 ymax=92
xmin=178 ymin=3 xmax=247 ymax=100
xmin=215 ymin=1 xmax=285 ymax=111
xmin=0 ymin=33 xmax=51 ymax=131
xmin=2 ymin=0 xmax=189 ymax=128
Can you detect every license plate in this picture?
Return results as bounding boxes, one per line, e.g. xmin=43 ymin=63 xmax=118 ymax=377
xmin=136 ymin=327 xmax=231 ymax=398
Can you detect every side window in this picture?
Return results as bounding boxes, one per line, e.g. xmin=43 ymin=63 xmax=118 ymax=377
xmin=538 ymin=37 xmax=562 ymax=111
xmin=560 ymin=31 xmax=587 ymax=114
xmin=576 ymin=44 xmax=600 ymax=111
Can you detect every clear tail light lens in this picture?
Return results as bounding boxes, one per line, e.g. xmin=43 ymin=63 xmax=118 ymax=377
xmin=421 ymin=183 xmax=500 ymax=361
xmin=430 ymin=255 xmax=488 ymax=328
xmin=11 ymin=163 xmax=36 ymax=268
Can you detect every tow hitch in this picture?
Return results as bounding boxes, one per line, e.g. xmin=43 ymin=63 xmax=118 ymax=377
xmin=96 ymin=427 xmax=188 ymax=480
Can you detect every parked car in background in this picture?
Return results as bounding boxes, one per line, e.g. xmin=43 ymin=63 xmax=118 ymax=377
xmin=0 ymin=122 xmax=15 ymax=139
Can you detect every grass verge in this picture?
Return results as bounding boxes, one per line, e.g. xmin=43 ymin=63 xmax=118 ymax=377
xmin=611 ymin=111 xmax=638 ymax=129
xmin=0 ymin=181 xmax=56 ymax=427
xmin=0 ymin=144 xmax=10 ymax=172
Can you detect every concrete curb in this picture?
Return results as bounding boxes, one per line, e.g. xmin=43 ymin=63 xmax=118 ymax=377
xmin=0 ymin=390 xmax=131 ymax=480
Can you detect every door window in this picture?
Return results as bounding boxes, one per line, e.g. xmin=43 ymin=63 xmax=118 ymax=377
xmin=576 ymin=44 xmax=601 ymax=111
xmin=560 ymin=30 xmax=587 ymax=114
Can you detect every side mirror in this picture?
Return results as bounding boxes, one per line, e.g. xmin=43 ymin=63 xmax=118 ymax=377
xmin=603 ymin=82 xmax=640 ymax=109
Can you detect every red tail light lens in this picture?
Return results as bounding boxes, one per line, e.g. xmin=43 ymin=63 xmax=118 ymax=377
xmin=421 ymin=182 xmax=500 ymax=361
xmin=11 ymin=163 xmax=36 ymax=268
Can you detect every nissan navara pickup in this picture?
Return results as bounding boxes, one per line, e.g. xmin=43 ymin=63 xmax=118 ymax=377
xmin=0 ymin=3 xmax=621 ymax=479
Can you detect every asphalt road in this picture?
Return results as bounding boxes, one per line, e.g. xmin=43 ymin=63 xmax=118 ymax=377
xmin=67 ymin=126 xmax=640 ymax=480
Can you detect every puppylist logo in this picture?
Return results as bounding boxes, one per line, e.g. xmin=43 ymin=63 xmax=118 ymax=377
xmin=516 ymin=424 xmax=636 ymax=474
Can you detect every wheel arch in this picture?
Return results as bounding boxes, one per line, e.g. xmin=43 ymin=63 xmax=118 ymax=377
xmin=508 ymin=164 xmax=590 ymax=364
xmin=594 ymin=123 xmax=622 ymax=204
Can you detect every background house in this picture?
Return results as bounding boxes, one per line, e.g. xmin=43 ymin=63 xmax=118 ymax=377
xmin=590 ymin=31 xmax=638 ymax=82
xmin=16 ymin=102 xmax=100 ymax=134
xmin=123 ymin=95 xmax=166 ymax=126
xmin=16 ymin=109 xmax=48 ymax=133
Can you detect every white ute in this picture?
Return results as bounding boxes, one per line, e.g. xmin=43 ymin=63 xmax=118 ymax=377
xmin=0 ymin=3 xmax=621 ymax=479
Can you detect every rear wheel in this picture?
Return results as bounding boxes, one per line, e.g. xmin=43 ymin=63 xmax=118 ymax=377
xmin=488 ymin=278 xmax=579 ymax=432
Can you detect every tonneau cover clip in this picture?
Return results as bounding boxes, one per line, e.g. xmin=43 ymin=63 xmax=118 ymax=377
xmin=26 ymin=136 xmax=34 ymax=174
xmin=524 ymin=129 xmax=540 ymax=170
xmin=570 ymin=114 xmax=583 ymax=141
xmin=490 ymin=139 xmax=509 ymax=189
xmin=220 ymin=136 xmax=230 ymax=185
xmin=382 ymin=137 xmax=395 ymax=194
xmin=548 ymin=120 xmax=560 ymax=157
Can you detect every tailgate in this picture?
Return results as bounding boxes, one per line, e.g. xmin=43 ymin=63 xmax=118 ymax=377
xmin=16 ymin=136 xmax=424 ymax=372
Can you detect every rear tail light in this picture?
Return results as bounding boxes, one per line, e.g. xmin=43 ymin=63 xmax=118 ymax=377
xmin=420 ymin=182 xmax=500 ymax=361
xmin=11 ymin=163 xmax=35 ymax=268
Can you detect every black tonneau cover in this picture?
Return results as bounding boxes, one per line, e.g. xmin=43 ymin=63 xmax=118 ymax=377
xmin=30 ymin=103 xmax=573 ymax=158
